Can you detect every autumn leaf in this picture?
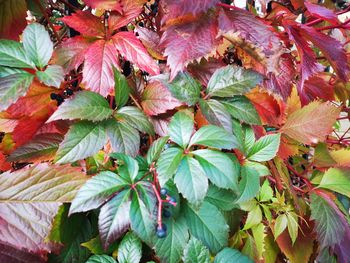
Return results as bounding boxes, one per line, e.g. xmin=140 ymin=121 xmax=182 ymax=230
xmin=0 ymin=0 xmax=27 ymax=40
xmin=280 ymin=101 xmax=340 ymax=144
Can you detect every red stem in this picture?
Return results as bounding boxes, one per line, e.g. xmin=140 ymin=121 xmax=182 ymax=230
xmin=285 ymin=162 xmax=312 ymax=190
xmin=305 ymin=5 xmax=350 ymax=26
xmin=216 ymin=2 xmax=243 ymax=10
xmin=152 ymin=184 xmax=163 ymax=227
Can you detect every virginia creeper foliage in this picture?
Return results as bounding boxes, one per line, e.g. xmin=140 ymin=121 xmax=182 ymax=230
xmin=0 ymin=0 xmax=350 ymax=262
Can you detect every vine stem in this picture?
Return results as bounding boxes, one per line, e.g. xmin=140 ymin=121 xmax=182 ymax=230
xmin=152 ymin=184 xmax=163 ymax=228
xmin=305 ymin=5 xmax=350 ymax=26
xmin=216 ymin=2 xmax=243 ymax=10
xmin=285 ymin=162 xmax=312 ymax=190
xmin=129 ymin=93 xmax=143 ymax=111
xmin=34 ymin=0 xmax=61 ymax=43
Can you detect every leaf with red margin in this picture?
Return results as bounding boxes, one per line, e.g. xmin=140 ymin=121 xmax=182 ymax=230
xmin=311 ymin=191 xmax=350 ymax=263
xmin=0 ymin=242 xmax=45 ymax=263
xmin=141 ymin=80 xmax=182 ymax=116
xmin=108 ymin=0 xmax=147 ymax=31
xmin=0 ymin=164 xmax=87 ymax=258
xmin=160 ymin=0 xmax=219 ymax=25
xmin=112 ymin=32 xmax=160 ymax=75
xmin=61 ymin=10 xmax=105 ymax=37
xmin=276 ymin=219 xmax=315 ymax=263
xmin=300 ymin=73 xmax=334 ymax=105
xmin=304 ymin=1 xmax=338 ymax=25
xmin=83 ymin=40 xmax=120 ymax=97
xmin=0 ymin=0 xmax=27 ymax=41
xmin=246 ymin=89 xmax=286 ymax=127
xmin=52 ymin=36 xmax=93 ymax=73
xmin=83 ymin=0 xmax=123 ymax=12
xmin=161 ymin=13 xmax=218 ymax=80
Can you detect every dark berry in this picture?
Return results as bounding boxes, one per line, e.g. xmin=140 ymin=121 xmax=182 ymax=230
xmin=156 ymin=228 xmax=166 ymax=238
xmin=169 ymin=197 xmax=176 ymax=203
xmin=122 ymin=61 xmax=131 ymax=77
xmin=65 ymin=88 xmax=73 ymax=96
xmin=160 ymin=188 xmax=168 ymax=196
xmin=138 ymin=22 xmax=144 ymax=27
xmin=56 ymin=96 xmax=64 ymax=105
xmin=157 ymin=223 xmax=167 ymax=232
xmin=163 ymin=210 xmax=171 ymax=218
xmin=50 ymin=93 xmax=58 ymax=100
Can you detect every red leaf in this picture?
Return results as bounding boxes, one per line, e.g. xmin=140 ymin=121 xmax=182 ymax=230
xmin=12 ymin=118 xmax=47 ymax=147
xmin=0 ymin=0 xmax=27 ymax=41
xmin=300 ymin=73 xmax=334 ymax=105
xmin=112 ymin=32 xmax=160 ymax=75
xmin=141 ymin=80 xmax=182 ymax=116
xmin=0 ymin=241 xmax=46 ymax=263
xmin=160 ymin=0 xmax=219 ymax=25
xmin=83 ymin=0 xmax=123 ymax=12
xmin=53 ymin=36 xmax=92 ymax=73
xmin=135 ymin=27 xmax=164 ymax=60
xmin=150 ymin=117 xmax=170 ymax=136
xmin=161 ymin=14 xmax=218 ymax=80
xmin=61 ymin=10 xmax=105 ymax=37
xmin=82 ymin=40 xmax=120 ymax=97
xmin=304 ymin=1 xmax=338 ymax=25
xmin=0 ymin=152 xmax=11 ymax=172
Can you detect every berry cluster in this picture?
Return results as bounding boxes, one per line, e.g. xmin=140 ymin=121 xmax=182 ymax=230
xmin=154 ymin=187 xmax=177 ymax=238
xmin=50 ymin=88 xmax=74 ymax=105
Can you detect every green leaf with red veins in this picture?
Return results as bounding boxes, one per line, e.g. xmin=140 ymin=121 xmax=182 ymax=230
xmin=0 ymin=72 xmax=34 ymax=111
xmin=48 ymin=91 xmax=113 ymax=122
xmin=112 ymin=31 xmax=160 ymax=75
xmin=22 ymin=23 xmax=53 ymax=69
xmin=174 ymin=156 xmax=208 ymax=207
xmin=0 ymin=0 xmax=27 ymax=41
xmin=55 ymin=120 xmax=108 ymax=164
xmin=189 ymin=125 xmax=238 ymax=150
xmin=36 ymin=65 xmax=64 ymax=88
xmin=141 ymin=80 xmax=182 ymax=116
xmin=83 ymin=40 xmax=120 ymax=97
xmin=98 ymin=189 xmax=131 ymax=250
xmin=160 ymin=13 xmax=218 ymax=80
xmin=61 ymin=10 xmax=105 ymax=37
xmin=0 ymin=164 xmax=87 ymax=255
xmin=199 ymin=99 xmax=232 ymax=133
xmin=69 ymin=171 xmax=129 ymax=214
xmin=168 ymin=111 xmax=194 ymax=148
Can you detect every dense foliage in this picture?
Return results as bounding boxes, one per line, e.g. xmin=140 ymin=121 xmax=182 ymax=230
xmin=0 ymin=0 xmax=350 ymax=262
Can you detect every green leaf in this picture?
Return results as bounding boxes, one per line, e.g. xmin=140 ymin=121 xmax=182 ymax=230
xmin=252 ymin=223 xmax=265 ymax=260
xmin=243 ymin=205 xmax=262 ymax=230
xmin=154 ymin=218 xmax=189 ymax=263
xmin=245 ymin=161 xmax=270 ymax=177
xmin=48 ymin=91 xmax=113 ymax=122
xmin=0 ymin=40 xmax=34 ymax=68
xmin=204 ymin=185 xmax=237 ymax=211
xmin=22 ymin=23 xmax=53 ymax=68
xmin=109 ymin=153 xmax=139 ymax=182
xmin=235 ymin=166 xmax=260 ymax=203
xmin=106 ymin=120 xmax=140 ymax=157
xmin=7 ymin=133 xmax=63 ymax=162
xmin=116 ymin=106 xmax=154 ymax=135
xmin=183 ymin=237 xmax=210 ymax=263
xmin=168 ymin=111 xmax=194 ymax=148
xmin=69 ymin=171 xmax=129 ymax=214
xmin=207 ymin=65 xmax=262 ymax=98
xmin=247 ymin=134 xmax=281 ymax=162
xmin=99 ymin=189 xmax=131 ymax=249
xmin=0 ymin=164 xmax=87 ymax=255
xmin=221 ymin=96 xmax=261 ymax=125
xmin=81 ymin=236 xmax=106 ymax=255
xmin=184 ymin=201 xmax=229 ymax=253
xmin=0 ymin=66 xmax=24 ymax=77
xmin=214 ymin=248 xmax=253 ymax=263
xmin=0 ymin=72 xmax=34 ymax=111
xmin=232 ymin=121 xmax=255 ymax=154
xmin=130 ymin=190 xmax=155 ymax=245
xmin=199 ymin=99 xmax=233 ymax=133
xmin=189 ymin=125 xmax=238 ymax=150
xmin=36 ymin=65 xmax=64 ymax=88
xmin=118 ymin=232 xmax=142 ymax=263
xmin=318 ymin=168 xmax=350 ymax=198
xmin=113 ymin=66 xmax=130 ymax=108
xmin=166 ymin=72 xmax=201 ymax=106
xmin=274 ymin=214 xmax=288 ymax=239
xmin=86 ymin=255 xmax=117 ymax=263
xmin=156 ymin=147 xmax=183 ymax=186
xmin=55 ymin=120 xmax=107 ymax=164
xmin=193 ymin=149 xmax=239 ymax=191
xmin=287 ymin=212 xmax=299 ymax=245
xmin=259 ymin=180 xmax=274 ymax=202
xmin=146 ymin=136 xmax=169 ymax=164
xmin=174 ymin=156 xmax=208 ymax=206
